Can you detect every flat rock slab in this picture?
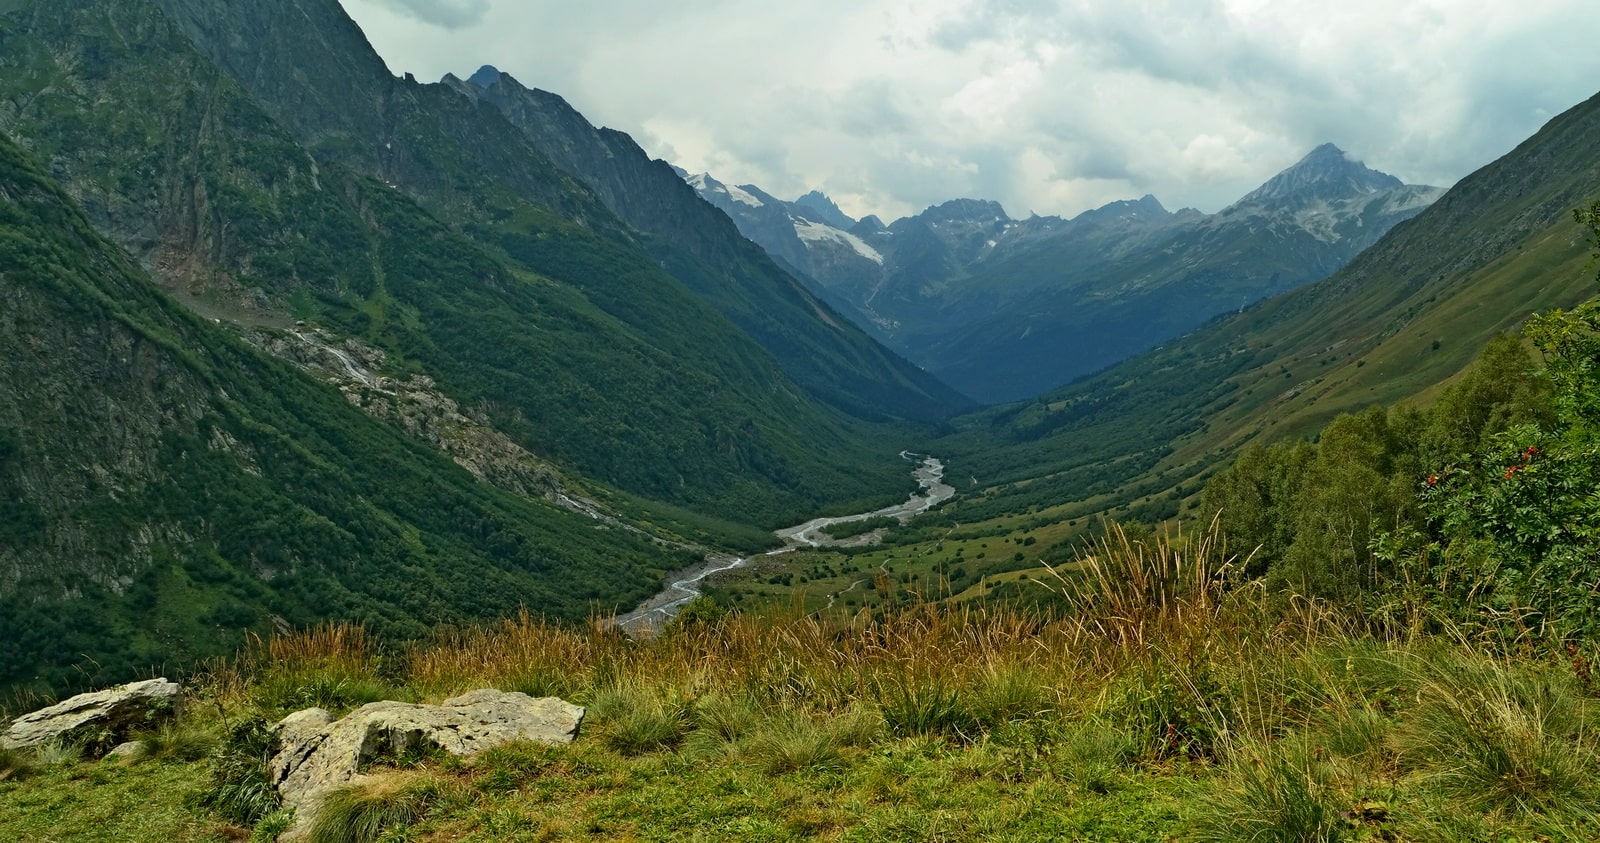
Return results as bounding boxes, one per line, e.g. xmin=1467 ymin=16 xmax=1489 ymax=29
xmin=271 ymin=690 xmax=582 ymax=838
xmin=2 ymin=679 xmax=179 ymax=755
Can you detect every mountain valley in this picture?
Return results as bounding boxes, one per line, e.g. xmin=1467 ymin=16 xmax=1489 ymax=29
xmin=5 ymin=2 xmax=1600 ymax=840
xmin=0 ymin=6 xmax=1599 ymax=834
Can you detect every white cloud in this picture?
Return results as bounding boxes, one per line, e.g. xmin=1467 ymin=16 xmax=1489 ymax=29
xmin=337 ymin=0 xmax=1600 ymax=221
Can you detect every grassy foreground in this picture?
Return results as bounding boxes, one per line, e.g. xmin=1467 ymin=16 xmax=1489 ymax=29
xmin=4 ymin=528 xmax=1600 ymax=842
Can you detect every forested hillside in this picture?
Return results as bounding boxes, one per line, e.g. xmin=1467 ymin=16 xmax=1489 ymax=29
xmin=0 ymin=134 xmax=684 ymax=693
xmin=0 ymin=0 xmax=935 ymax=528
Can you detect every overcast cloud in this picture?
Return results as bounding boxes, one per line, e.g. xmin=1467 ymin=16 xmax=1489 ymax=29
xmin=342 ymin=0 xmax=1600 ymax=222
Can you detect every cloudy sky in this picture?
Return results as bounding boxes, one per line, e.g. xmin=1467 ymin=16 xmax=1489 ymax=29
xmin=339 ymin=0 xmax=1600 ymax=222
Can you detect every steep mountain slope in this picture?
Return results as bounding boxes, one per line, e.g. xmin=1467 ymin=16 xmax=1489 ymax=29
xmin=0 ymin=0 xmax=918 ymax=526
xmin=937 ymin=89 xmax=1600 ymax=524
xmin=0 ymin=133 xmax=681 ymax=693
xmin=692 ymin=148 xmax=1441 ymax=402
xmin=138 ymin=0 xmax=965 ymax=424
xmin=444 ymin=67 xmax=968 ymax=422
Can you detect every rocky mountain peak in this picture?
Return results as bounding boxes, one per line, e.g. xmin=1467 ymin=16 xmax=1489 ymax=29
xmin=1230 ymin=143 xmax=1405 ymax=209
xmin=1072 ymin=194 xmax=1170 ymax=226
xmin=793 ymin=191 xmax=856 ymax=229
xmin=918 ymin=198 xmax=1010 ymax=225
xmin=852 ymin=215 xmax=887 ymax=235
xmin=467 ymin=64 xmax=503 ymax=89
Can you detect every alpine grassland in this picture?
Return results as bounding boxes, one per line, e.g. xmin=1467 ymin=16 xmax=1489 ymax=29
xmin=8 ymin=512 xmax=1600 ymax=841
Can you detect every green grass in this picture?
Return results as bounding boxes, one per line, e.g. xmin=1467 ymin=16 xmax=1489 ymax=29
xmin=6 ymin=529 xmax=1600 ymax=841
xmin=0 ymin=756 xmax=230 ymax=842
xmin=7 ymin=623 xmax=1600 ymax=841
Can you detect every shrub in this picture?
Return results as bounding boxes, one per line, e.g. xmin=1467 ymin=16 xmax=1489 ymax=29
xmin=197 ymin=716 xmax=281 ymax=827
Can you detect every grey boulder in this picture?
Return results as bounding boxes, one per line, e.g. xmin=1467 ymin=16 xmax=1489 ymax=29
xmin=1 ymin=678 xmax=179 ymax=756
xmin=270 ymin=690 xmax=582 ymax=838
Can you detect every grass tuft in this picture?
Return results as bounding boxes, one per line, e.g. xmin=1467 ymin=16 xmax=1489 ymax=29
xmin=1195 ymin=735 xmax=1348 ymax=843
xmin=132 ymin=718 xmax=217 ymax=763
xmin=691 ymin=692 xmax=759 ymax=744
xmin=306 ymin=772 xmax=446 ymax=843
xmin=1056 ymin=723 xmax=1136 ymax=793
xmin=590 ymin=684 xmax=692 ymax=756
xmin=877 ymin=674 xmax=976 ymax=739
xmin=0 ymin=743 xmax=33 ymax=781
xmin=32 ymin=739 xmax=82 ymax=766
xmin=196 ymin=716 xmax=281 ymax=827
xmin=749 ymin=716 xmax=845 ymax=775
xmin=1398 ymin=652 xmax=1598 ymax=814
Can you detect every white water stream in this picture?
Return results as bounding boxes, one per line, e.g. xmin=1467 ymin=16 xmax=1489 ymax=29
xmin=612 ymin=453 xmax=953 ymax=634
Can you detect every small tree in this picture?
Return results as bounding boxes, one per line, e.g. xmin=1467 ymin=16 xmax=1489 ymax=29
xmin=1418 ymin=204 xmax=1600 ymax=635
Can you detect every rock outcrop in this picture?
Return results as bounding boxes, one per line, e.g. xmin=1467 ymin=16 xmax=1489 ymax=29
xmin=1 ymin=679 xmax=180 ymax=755
xmin=270 ymin=691 xmax=582 ymax=837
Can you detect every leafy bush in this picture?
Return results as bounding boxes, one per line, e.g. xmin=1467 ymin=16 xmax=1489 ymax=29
xmin=197 ymin=716 xmax=281 ymax=827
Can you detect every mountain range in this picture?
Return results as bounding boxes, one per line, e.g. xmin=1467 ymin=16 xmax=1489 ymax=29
xmin=3 ymin=0 xmax=1599 ymax=698
xmin=688 ymin=144 xmax=1444 ymax=402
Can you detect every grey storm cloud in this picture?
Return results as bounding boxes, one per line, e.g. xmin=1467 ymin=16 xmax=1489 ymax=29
xmin=369 ymin=0 xmax=489 ymax=29
xmin=340 ymin=0 xmax=1600 ymax=222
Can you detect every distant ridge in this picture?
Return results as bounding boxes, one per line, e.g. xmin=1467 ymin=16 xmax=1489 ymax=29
xmin=688 ymin=147 xmax=1442 ymax=401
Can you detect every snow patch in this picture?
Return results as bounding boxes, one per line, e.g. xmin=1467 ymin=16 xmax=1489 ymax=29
xmin=794 ymin=219 xmax=884 ymax=264
xmin=724 ymin=183 xmax=764 ymax=208
xmin=684 ymin=172 xmax=763 ymax=207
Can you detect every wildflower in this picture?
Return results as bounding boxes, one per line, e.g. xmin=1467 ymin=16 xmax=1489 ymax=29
xmin=1426 ymin=474 xmax=1439 ymax=486
xmin=1524 ymin=446 xmax=1540 ymax=461
xmin=1504 ymin=465 xmax=1522 ymax=479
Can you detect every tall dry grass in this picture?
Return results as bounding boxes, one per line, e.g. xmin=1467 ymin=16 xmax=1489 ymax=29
xmin=255 ymin=522 xmax=1293 ymax=740
xmin=237 ymin=519 xmax=1600 ymax=839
